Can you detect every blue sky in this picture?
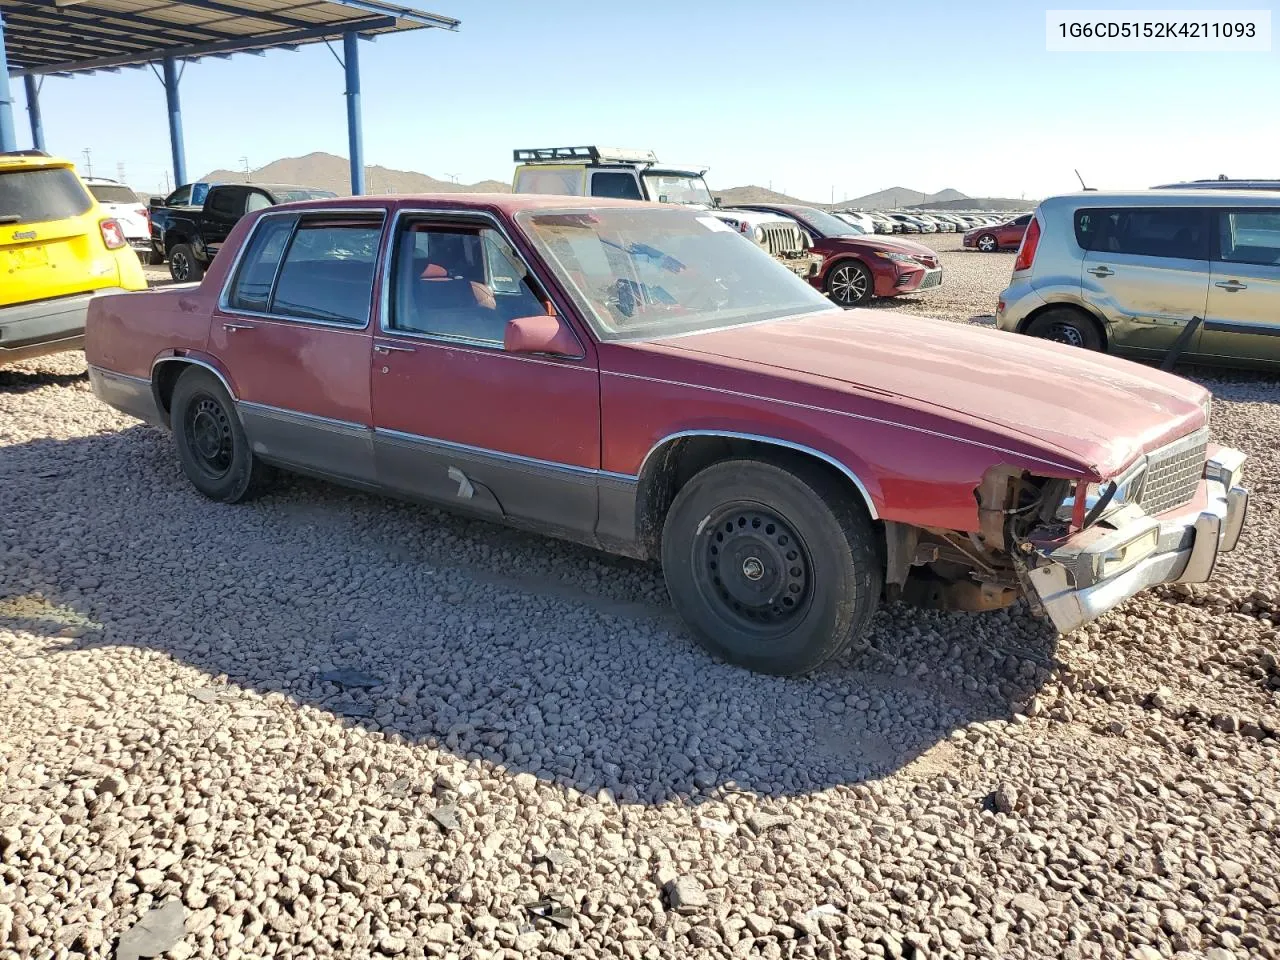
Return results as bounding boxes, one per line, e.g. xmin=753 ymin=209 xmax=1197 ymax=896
xmin=8 ymin=0 xmax=1278 ymax=201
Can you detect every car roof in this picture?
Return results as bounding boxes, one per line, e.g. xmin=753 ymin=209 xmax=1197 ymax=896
xmin=0 ymin=153 xmax=74 ymax=171
xmin=1043 ymin=189 xmax=1280 ymax=207
xmin=267 ymin=192 xmax=659 ymax=214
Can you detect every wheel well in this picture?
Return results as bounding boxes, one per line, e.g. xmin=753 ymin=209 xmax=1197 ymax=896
xmin=1018 ymin=302 xmax=1108 ymax=347
xmin=633 ymin=434 xmax=879 ymax=560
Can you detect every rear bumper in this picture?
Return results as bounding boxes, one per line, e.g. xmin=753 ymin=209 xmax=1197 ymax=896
xmin=1024 ymin=449 xmax=1249 ymax=632
xmin=0 ymin=289 xmax=125 ymax=365
xmin=87 ymin=364 xmax=165 ymax=425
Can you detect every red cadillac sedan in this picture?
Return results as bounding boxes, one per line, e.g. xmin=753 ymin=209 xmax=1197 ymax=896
xmin=728 ymin=203 xmax=943 ymax=306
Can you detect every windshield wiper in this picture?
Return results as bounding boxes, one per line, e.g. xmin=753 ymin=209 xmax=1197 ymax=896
xmin=0 ymin=214 xmax=24 ymax=224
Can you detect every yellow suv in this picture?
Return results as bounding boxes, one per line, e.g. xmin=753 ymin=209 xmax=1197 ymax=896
xmin=1 ymin=152 xmax=147 ymax=366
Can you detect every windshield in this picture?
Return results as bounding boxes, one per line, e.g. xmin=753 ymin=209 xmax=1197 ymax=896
xmin=517 ymin=206 xmax=833 ymax=342
xmin=87 ymin=183 xmax=139 ymax=205
xmin=782 ymin=206 xmax=861 ymax=238
xmin=641 ymin=173 xmax=713 ymax=206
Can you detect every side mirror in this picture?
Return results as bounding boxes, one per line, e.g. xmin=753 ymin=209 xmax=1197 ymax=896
xmin=148 ymin=196 xmax=163 ymax=208
xmin=713 ymin=196 xmax=723 ymax=208
xmin=503 ymin=314 xmax=580 ymax=358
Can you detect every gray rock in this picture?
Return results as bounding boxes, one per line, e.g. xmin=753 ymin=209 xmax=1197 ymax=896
xmin=666 ymin=876 xmax=709 ymax=912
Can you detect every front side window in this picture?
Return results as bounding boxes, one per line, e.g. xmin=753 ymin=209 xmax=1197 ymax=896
xmin=0 ymin=167 xmax=93 ymax=225
xmin=1217 ymin=210 xmax=1280 ymax=266
xmin=518 ymin=206 xmax=832 ymax=342
xmin=226 ymin=215 xmax=382 ymax=324
xmin=165 ymin=185 xmax=192 ymax=206
xmin=389 ymin=223 xmax=549 ymax=345
xmin=1012 ymin=214 xmax=1032 ymax=226
xmin=591 ymin=172 xmax=643 ymax=200
xmin=1073 ymin=207 xmax=1208 ymax=259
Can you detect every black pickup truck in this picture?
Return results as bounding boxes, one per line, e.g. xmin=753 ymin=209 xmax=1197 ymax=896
xmin=149 ymin=182 xmax=336 ymax=281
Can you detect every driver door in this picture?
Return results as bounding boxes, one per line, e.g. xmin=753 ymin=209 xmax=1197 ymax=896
xmin=370 ymin=213 xmax=602 ymax=537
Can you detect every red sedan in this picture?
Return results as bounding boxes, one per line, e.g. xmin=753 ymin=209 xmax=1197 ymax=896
xmin=85 ymin=194 xmax=1247 ymax=675
xmin=963 ymin=213 xmax=1032 ymax=252
xmin=729 ymin=203 xmax=943 ymax=306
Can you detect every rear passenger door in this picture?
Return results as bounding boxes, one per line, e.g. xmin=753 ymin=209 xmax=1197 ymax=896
xmin=1077 ymin=206 xmax=1211 ymax=359
xmin=369 ymin=212 xmax=600 ymax=536
xmin=210 ymin=209 xmax=386 ymax=483
xmin=1198 ymin=208 xmax=1280 ymax=366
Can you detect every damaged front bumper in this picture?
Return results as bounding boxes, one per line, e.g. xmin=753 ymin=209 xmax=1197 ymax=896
xmin=1023 ymin=448 xmax=1248 ymax=633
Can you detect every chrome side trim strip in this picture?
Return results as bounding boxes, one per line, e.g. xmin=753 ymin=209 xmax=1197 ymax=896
xmin=635 ymin=429 xmax=880 ymax=519
xmin=376 ymin=427 xmax=612 ymax=481
xmin=150 ymin=355 xmax=237 ymax=400
xmin=88 ymin=364 xmax=149 ymax=387
xmin=237 ymin=401 xmax=372 ymax=436
xmin=606 ymin=369 xmax=1080 ymax=473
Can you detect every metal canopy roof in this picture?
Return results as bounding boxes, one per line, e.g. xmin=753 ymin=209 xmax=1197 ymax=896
xmin=1 ymin=0 xmax=458 ymax=76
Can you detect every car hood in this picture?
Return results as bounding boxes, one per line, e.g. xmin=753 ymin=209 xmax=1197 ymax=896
xmin=651 ymin=310 xmax=1207 ymax=478
xmin=824 ymin=235 xmax=936 ymax=258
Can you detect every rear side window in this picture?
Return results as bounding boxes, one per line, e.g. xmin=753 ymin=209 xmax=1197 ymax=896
xmin=591 ymin=172 xmax=643 ymax=200
xmin=208 ymin=189 xmax=243 ymax=217
xmin=226 ymin=216 xmax=296 ymax=312
xmin=1074 ymin=207 xmax=1209 ymax=260
xmin=515 ymin=167 xmax=584 ymax=196
xmin=270 ymin=220 xmax=383 ymax=325
xmin=0 ymin=167 xmax=93 ymax=225
xmin=1012 ymin=213 xmax=1032 ymax=226
xmin=245 ymin=191 xmax=273 ymax=213
xmin=1217 ymin=210 xmax=1280 ymax=266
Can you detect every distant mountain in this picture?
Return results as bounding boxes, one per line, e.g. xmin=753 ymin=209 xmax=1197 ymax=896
xmin=714 ymin=185 xmax=811 ymax=206
xmin=842 ymin=186 xmax=969 ymax=210
xmin=909 ymin=197 xmax=1030 ymax=212
xmin=199 ymin=151 xmax=510 ymax=196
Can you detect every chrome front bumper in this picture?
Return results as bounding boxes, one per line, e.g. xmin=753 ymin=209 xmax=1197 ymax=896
xmin=1025 ymin=448 xmax=1248 ymax=633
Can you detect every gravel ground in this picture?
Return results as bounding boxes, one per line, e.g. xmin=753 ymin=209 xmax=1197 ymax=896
xmin=2 ymin=242 xmax=1278 ymax=960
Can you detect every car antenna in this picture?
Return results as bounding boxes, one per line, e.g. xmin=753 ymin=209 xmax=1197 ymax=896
xmin=1074 ymin=168 xmax=1095 ymax=191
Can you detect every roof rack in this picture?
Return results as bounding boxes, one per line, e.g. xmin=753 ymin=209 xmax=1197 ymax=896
xmin=513 ymin=146 xmax=659 ymax=166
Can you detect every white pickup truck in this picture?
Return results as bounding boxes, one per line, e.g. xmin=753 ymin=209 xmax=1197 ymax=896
xmin=511 ymin=146 xmax=821 ymax=279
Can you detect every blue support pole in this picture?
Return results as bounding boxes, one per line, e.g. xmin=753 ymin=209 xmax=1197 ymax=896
xmin=343 ymin=31 xmax=364 ymax=196
xmin=24 ymin=75 xmax=44 ymax=152
xmin=162 ymin=56 xmax=187 ymax=187
xmin=0 ymin=13 xmax=18 ymax=153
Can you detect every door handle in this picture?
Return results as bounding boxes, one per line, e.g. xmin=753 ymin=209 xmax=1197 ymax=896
xmin=1215 ymin=280 xmax=1248 ymax=292
xmin=222 ymin=322 xmax=255 ymax=332
xmin=1087 ymin=266 xmax=1114 ymax=278
xmin=373 ymin=343 xmax=416 ymax=355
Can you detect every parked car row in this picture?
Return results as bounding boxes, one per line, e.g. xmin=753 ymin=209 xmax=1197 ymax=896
xmin=837 ymin=211 xmax=1025 ymax=236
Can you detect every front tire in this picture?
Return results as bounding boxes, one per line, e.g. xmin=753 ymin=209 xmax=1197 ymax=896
xmin=170 ymin=367 xmax=273 ymax=502
xmin=146 ymin=248 xmax=166 ymax=266
xmin=1025 ymin=307 xmax=1104 ymax=350
xmin=661 ymin=459 xmax=882 ymax=676
xmin=168 ymin=243 xmax=204 ymax=282
xmin=825 ymin=260 xmax=874 ymax=307
xmin=976 ymin=233 xmax=998 ymax=252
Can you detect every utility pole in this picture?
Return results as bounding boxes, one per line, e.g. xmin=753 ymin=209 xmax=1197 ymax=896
xmin=240 ymin=156 xmax=250 ymax=181
xmin=81 ymin=148 xmax=92 ymax=177
xmin=116 ymin=162 xmax=126 ymax=184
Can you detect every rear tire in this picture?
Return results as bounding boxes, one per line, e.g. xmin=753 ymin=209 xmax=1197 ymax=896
xmin=146 ymin=249 xmax=166 ymax=266
xmin=170 ymin=367 xmax=273 ymax=502
xmin=661 ymin=459 xmax=882 ymax=676
xmin=825 ymin=260 xmax=874 ymax=307
xmin=977 ymin=233 xmax=998 ymax=252
xmin=169 ymin=243 xmax=204 ymax=283
xmin=1026 ymin=307 xmax=1104 ymax=351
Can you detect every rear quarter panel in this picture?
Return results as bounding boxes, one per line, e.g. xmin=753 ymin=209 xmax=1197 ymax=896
xmin=85 ymin=286 xmax=212 ymax=378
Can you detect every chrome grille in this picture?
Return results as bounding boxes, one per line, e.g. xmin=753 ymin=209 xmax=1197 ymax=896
xmin=758 ymin=223 xmax=806 ymax=257
xmin=1138 ymin=428 xmax=1207 ymax=516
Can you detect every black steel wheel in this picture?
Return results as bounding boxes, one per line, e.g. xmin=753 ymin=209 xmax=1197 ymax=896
xmin=693 ymin=505 xmax=813 ymax=638
xmin=662 ymin=458 xmax=882 ymax=675
xmin=170 ymin=367 xmax=273 ymax=502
